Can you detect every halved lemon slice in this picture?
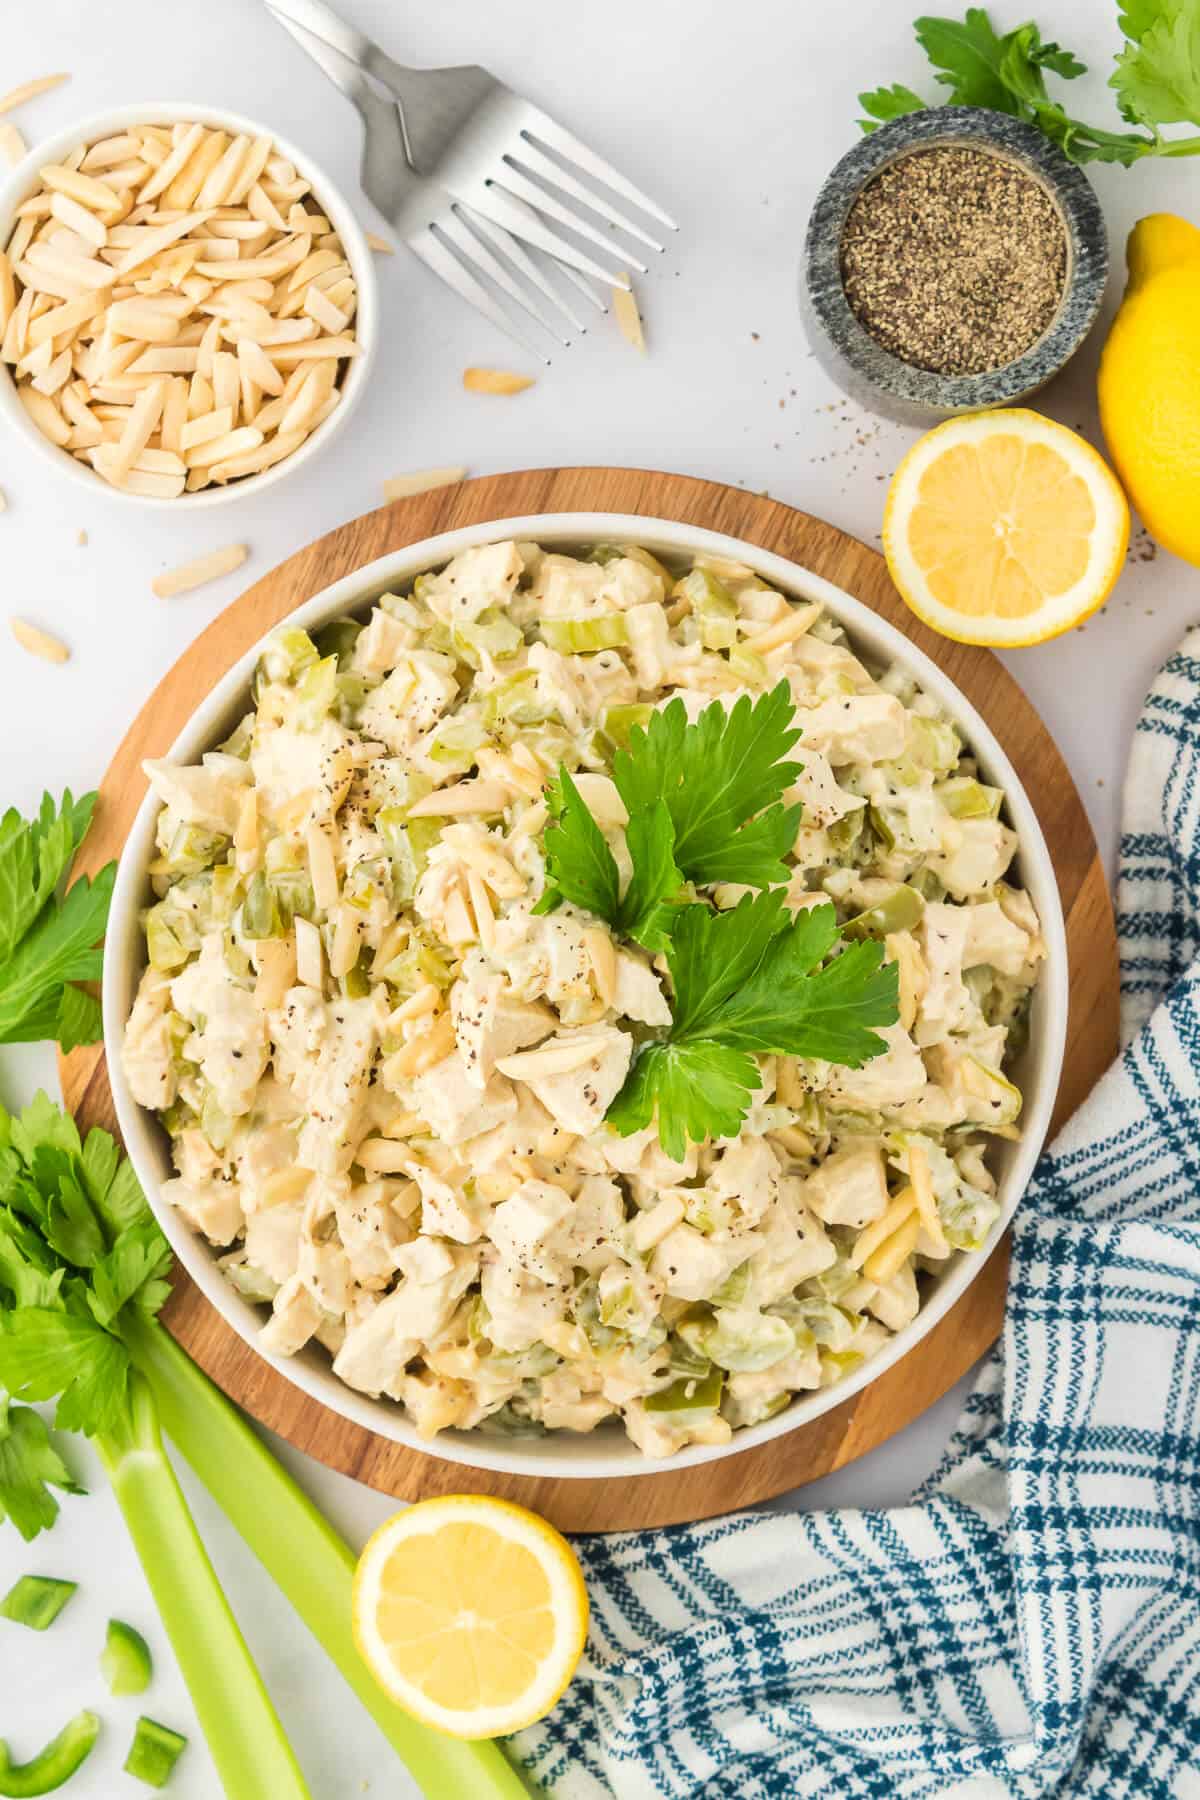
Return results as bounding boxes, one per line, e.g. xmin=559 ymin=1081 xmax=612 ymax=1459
xmin=883 ymin=409 xmax=1129 ymax=647
xmin=352 ymin=1495 xmax=589 ymax=1739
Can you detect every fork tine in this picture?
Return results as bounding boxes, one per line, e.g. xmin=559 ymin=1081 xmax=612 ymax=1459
xmin=492 ymin=163 xmax=650 ymax=275
xmin=456 ymin=205 xmax=593 ymax=334
xmin=520 ymin=117 xmax=679 ymax=233
xmin=508 ymin=142 xmax=666 ymax=254
xmin=407 ymin=226 xmax=551 ymax=363
xmin=435 ymin=211 xmax=571 ymax=346
xmin=459 ymin=183 xmax=630 ymax=288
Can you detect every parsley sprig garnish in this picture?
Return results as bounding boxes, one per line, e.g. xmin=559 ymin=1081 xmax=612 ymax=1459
xmin=861 ymin=4 xmax=1200 ymax=166
xmin=534 ymin=681 xmax=899 ymax=1154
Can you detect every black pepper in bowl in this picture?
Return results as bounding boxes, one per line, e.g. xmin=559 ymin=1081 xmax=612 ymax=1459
xmin=839 ymin=145 xmax=1068 ymax=377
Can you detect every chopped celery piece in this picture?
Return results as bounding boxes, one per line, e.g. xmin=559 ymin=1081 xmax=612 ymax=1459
xmin=144 ymin=907 xmax=191 ymax=972
xmin=644 ymin=1368 xmax=723 ymax=1413
xmin=379 ymin=591 xmax=423 ymax=624
xmin=210 ymin=866 xmax=242 ymax=923
xmin=674 ymin=568 xmax=737 ymax=650
xmin=257 ymin=627 xmax=319 ymax=686
xmin=293 ymin=655 xmax=338 ymax=728
xmin=844 ymin=883 xmax=925 ymax=940
xmin=598 ymin=1278 xmax=634 ymax=1327
xmin=585 ymin=542 xmax=673 ymax=585
xmin=341 ymin=953 xmax=372 ymax=1000
xmin=666 ymin=1334 xmax=711 ymax=1378
xmin=160 ymin=826 xmax=228 ymax=878
xmin=124 ymin=1718 xmax=188 ymax=1790
xmin=938 ymin=777 xmax=1003 ymax=819
xmin=541 ymin=614 xmax=629 ymax=654
xmin=0 ymin=1575 xmax=77 ymax=1632
xmin=909 ymin=715 xmax=961 ymax=773
xmin=479 ymin=670 xmax=548 ymax=729
xmin=964 ymin=1057 xmax=1022 ymax=1125
xmin=598 ymin=703 xmax=653 ymax=754
xmin=909 ymin=865 xmax=946 ymax=901
xmin=314 ymin=616 xmax=363 ymax=667
xmin=0 ymin=1711 xmax=98 ymax=1796
xmin=221 ymin=1259 xmax=280 ymax=1304
xmin=452 ymin=608 xmax=522 ymax=667
xmin=240 ymin=871 xmax=283 ymax=940
xmin=426 ymin=715 xmax=487 ymax=768
xmin=102 ymin=1618 xmax=153 ymax=1696
xmin=269 ymin=870 xmax=315 ymax=926
xmin=371 ymin=767 xmax=433 ymax=819
xmin=334 ymin=672 xmax=369 ymax=726
xmin=827 ymin=810 xmax=866 ymax=856
xmin=199 ymin=1091 xmax=234 ymax=1154
xmin=217 ymin=714 xmax=254 ymax=759
xmin=697 ymin=1310 xmax=794 ymax=1374
xmin=709 ymin=1261 xmax=751 ymax=1307
xmin=728 ymin=645 xmax=767 ymax=686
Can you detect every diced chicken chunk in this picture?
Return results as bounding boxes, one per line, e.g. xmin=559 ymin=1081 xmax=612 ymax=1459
xmin=162 ymin=1173 xmax=243 ymax=1246
xmin=122 ymin=966 xmax=178 ymax=1111
xmin=411 ymin=1050 xmax=517 ymax=1146
xmin=795 ymin=693 xmax=907 ymax=765
xmin=357 ymin=651 xmax=458 ymax=755
xmin=823 ymin=1022 xmax=928 ymax=1110
xmin=504 ymin=1025 xmax=633 ymax=1135
xmin=171 ymin=933 xmax=268 ymax=1117
xmin=803 ymin=1144 xmax=889 ymax=1229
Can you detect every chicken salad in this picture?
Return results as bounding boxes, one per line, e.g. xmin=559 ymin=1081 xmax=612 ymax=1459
xmin=123 ymin=537 xmax=1045 ymax=1457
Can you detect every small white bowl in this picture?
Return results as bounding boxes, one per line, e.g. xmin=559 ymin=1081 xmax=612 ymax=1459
xmin=0 ymin=102 xmax=377 ymax=508
xmin=104 ymin=513 xmax=1069 ymax=1480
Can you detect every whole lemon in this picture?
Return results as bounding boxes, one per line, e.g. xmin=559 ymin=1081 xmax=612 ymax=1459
xmin=1098 ymin=214 xmax=1200 ymax=567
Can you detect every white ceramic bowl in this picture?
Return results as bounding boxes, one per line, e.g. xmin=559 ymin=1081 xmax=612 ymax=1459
xmin=0 ymin=103 xmax=377 ymax=508
xmin=104 ymin=513 xmax=1069 ymax=1477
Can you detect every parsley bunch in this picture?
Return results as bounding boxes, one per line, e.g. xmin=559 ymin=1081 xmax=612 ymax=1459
xmin=0 ymin=791 xmax=114 ymax=1053
xmin=861 ymin=4 xmax=1200 ymax=166
xmin=536 ymin=683 xmax=899 ymax=1155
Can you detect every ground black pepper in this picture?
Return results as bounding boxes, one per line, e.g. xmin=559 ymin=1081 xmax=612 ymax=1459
xmin=839 ymin=146 xmax=1067 ymax=376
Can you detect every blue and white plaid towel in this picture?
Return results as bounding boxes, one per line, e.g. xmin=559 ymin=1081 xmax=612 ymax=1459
xmin=515 ymin=629 xmax=1200 ymax=1800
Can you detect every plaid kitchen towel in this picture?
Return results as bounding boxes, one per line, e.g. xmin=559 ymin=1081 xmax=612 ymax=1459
xmin=513 ymin=629 xmax=1200 ymax=1800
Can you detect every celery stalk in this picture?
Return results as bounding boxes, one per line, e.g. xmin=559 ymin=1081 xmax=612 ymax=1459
xmin=96 ymin=1372 xmax=310 ymax=1800
xmin=125 ymin=1315 xmax=531 ymax=1800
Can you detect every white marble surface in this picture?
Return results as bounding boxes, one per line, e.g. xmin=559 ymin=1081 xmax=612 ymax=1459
xmin=2 ymin=0 xmax=1198 ymax=1793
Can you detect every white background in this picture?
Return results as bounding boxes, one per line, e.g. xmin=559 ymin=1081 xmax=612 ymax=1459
xmin=1 ymin=1 xmax=1198 ymax=1794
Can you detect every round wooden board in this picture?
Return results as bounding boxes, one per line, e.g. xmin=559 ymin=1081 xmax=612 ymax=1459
xmin=60 ymin=467 xmax=1118 ymax=1532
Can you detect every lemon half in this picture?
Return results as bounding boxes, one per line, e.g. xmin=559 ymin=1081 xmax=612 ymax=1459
xmin=353 ymin=1495 xmax=589 ymax=1739
xmin=883 ymin=409 xmax=1129 ymax=647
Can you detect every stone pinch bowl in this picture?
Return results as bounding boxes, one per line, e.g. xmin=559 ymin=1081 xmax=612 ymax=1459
xmin=801 ymin=105 xmax=1108 ymax=426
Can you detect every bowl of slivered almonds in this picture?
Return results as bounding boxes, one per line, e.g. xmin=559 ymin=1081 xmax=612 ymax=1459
xmin=0 ymin=103 xmax=377 ymax=505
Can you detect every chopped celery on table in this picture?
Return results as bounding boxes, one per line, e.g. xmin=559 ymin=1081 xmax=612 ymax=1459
xmin=0 ymin=1575 xmax=76 ymax=1632
xmin=0 ymin=1711 xmax=98 ymax=1797
xmin=124 ymin=1718 xmax=187 ymax=1790
xmin=101 ymin=1618 xmax=153 ymax=1696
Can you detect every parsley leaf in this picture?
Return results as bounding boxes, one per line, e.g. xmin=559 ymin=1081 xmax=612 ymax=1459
xmin=615 ymin=802 xmax=681 ymax=953
xmin=535 ymin=767 xmax=620 ymax=921
xmin=612 ymin=684 xmax=803 ymax=889
xmin=1112 ymin=0 xmax=1200 ymax=129
xmin=608 ymin=894 xmax=899 ymax=1158
xmin=0 ymin=1397 xmax=84 ymax=1543
xmin=859 ymin=83 xmax=929 ymax=130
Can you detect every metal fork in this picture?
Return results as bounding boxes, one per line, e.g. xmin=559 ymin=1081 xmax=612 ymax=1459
xmin=267 ymin=12 xmax=600 ymax=358
xmin=265 ymin=0 xmax=677 ymax=290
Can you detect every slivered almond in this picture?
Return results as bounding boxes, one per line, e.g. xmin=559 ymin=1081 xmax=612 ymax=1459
xmin=382 ymin=465 xmax=467 ymax=503
xmin=178 ymin=405 xmax=234 ymax=451
xmin=864 ymin=1212 xmax=921 ymax=1285
xmin=365 ymin=230 xmax=394 ymax=254
xmin=0 ymin=123 xmax=28 ymax=169
xmin=389 ymin=1012 xmax=456 ymax=1079
xmin=406 ymin=780 xmax=510 ymax=818
xmin=18 ymin=385 xmax=70 ymax=445
xmin=391 ymin=984 xmax=442 ymax=1025
xmin=908 ymin=1143 xmax=948 ymax=1256
xmin=355 ymin=1137 xmax=419 ymax=1175
xmin=744 ymin=604 xmax=821 ymax=655
xmin=11 ymin=617 xmax=69 ymax=662
xmin=462 ymin=366 xmax=534 ymax=395
xmin=294 ymin=916 xmax=324 ymax=989
xmin=850 ymin=1188 xmax=917 ymax=1272
xmin=584 ymin=928 xmax=617 ymax=1007
xmin=151 ymin=541 xmax=247 ymax=598
xmin=465 ymin=869 xmax=496 ymax=953
xmin=0 ymin=75 xmax=70 ymax=116
xmin=304 ymin=822 xmax=339 ymax=913
xmin=252 ymin=936 xmax=296 ymax=1011
xmin=496 ymin=1034 xmax=609 ymax=1080
xmin=612 ymin=275 xmax=646 ymax=352
xmin=260 ymin=1162 xmax=311 ymax=1205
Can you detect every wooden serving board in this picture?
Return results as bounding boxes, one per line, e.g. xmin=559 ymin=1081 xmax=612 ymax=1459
xmin=60 ymin=468 xmax=1118 ymax=1532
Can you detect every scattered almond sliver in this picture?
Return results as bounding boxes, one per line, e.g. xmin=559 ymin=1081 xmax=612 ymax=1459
xmin=151 ymin=541 xmax=248 ymax=599
xmin=612 ymin=275 xmax=645 ymax=352
xmin=0 ymin=123 xmax=27 ymax=169
xmin=1 ymin=119 xmax=360 ymax=496
xmin=0 ymin=74 xmax=70 ymax=118
xmin=382 ymin=465 xmax=467 ymax=503
xmin=11 ymin=616 xmax=69 ymax=662
xmin=462 ymin=367 xmax=534 ymax=396
xmin=0 ymin=489 xmax=6 ymax=512
xmin=365 ymin=230 xmax=394 ymax=255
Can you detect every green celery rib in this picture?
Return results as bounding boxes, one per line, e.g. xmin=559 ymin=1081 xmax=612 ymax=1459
xmin=123 ymin=1314 xmax=532 ymax=1800
xmin=96 ymin=1372 xmax=311 ymax=1800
